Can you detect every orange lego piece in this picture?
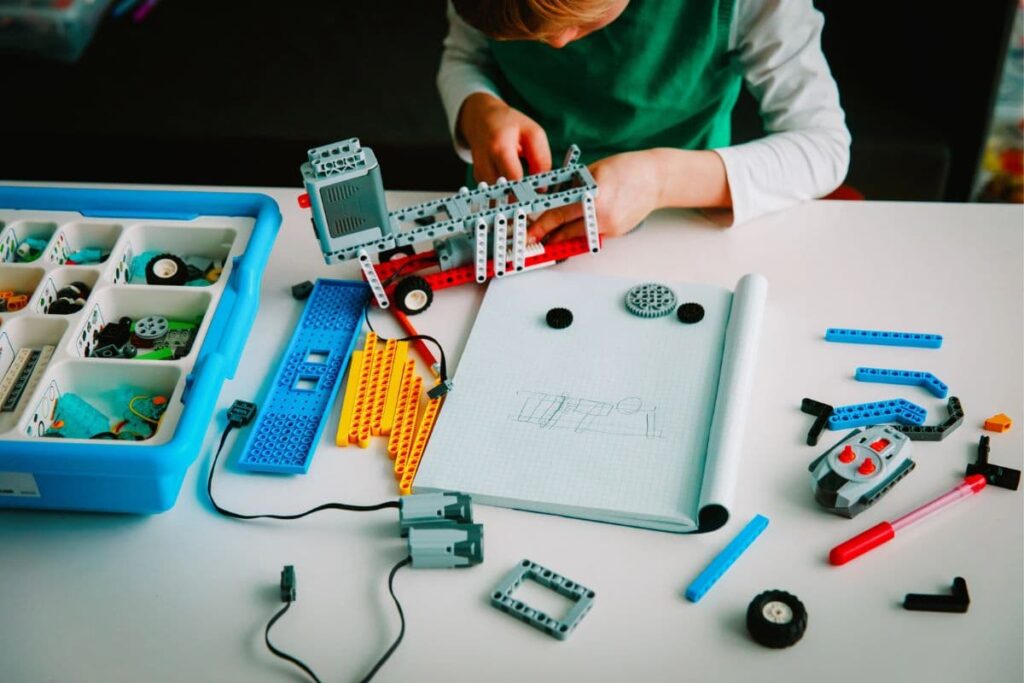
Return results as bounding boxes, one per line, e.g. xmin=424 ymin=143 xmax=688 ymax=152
xmin=983 ymin=413 xmax=1013 ymax=433
xmin=370 ymin=339 xmax=398 ymax=436
xmin=346 ymin=332 xmax=377 ymax=447
xmin=399 ymin=390 xmax=443 ymax=495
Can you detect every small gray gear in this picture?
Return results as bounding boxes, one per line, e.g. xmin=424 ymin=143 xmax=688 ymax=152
xmin=134 ymin=315 xmax=169 ymax=341
xmin=625 ymin=283 xmax=677 ymax=318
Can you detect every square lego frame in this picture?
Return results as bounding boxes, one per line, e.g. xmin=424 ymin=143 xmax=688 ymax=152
xmin=489 ymin=559 xmax=595 ymax=640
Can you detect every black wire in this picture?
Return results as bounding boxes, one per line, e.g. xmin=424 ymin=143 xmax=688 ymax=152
xmin=380 ymin=256 xmax=428 ymax=289
xmin=363 ymin=308 xmax=449 ymax=382
xmin=359 ymin=556 xmax=412 ymax=683
xmin=206 ymin=422 xmax=400 ymax=519
xmin=265 ymin=601 xmax=323 ymax=683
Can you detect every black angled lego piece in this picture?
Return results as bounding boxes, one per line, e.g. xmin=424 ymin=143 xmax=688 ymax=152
xmin=966 ymin=435 xmax=1021 ymax=490
xmin=895 ymin=396 xmax=964 ymax=441
xmin=904 ymin=577 xmax=970 ymax=613
xmin=800 ymin=398 xmax=834 ymax=446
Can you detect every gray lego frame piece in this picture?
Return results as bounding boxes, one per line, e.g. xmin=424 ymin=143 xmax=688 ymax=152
xmin=303 ymin=138 xmax=600 ymax=265
xmin=490 ymin=559 xmax=595 ymax=640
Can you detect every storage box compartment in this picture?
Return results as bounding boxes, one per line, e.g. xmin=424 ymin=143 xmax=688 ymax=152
xmin=109 ymin=224 xmax=237 ymax=286
xmin=0 ymin=265 xmax=45 ymax=312
xmin=30 ymin=266 xmax=100 ymax=315
xmin=0 ymin=221 xmax=58 ymax=263
xmin=73 ymin=287 xmax=212 ymax=360
xmin=44 ymin=222 xmax=122 ymax=266
xmin=0 ymin=316 xmax=66 ymax=432
xmin=20 ymin=360 xmax=184 ymax=444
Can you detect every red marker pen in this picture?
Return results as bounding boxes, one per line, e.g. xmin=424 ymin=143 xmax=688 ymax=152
xmin=829 ymin=474 xmax=987 ymax=566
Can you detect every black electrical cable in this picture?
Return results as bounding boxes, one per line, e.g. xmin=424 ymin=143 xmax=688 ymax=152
xmin=358 ymin=556 xmax=412 ymax=683
xmin=363 ymin=308 xmax=449 ymax=383
xmin=206 ymin=408 xmax=399 ymax=520
xmin=265 ymin=601 xmax=324 ymax=683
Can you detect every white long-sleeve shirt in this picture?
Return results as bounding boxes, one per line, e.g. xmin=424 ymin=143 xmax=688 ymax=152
xmin=436 ymin=0 xmax=851 ymax=226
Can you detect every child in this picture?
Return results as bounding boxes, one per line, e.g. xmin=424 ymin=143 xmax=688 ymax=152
xmin=436 ymin=0 xmax=851 ymax=241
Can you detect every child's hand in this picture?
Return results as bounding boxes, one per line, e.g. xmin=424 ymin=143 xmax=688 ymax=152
xmin=528 ymin=150 xmax=663 ymax=243
xmin=458 ymin=93 xmax=552 ymax=183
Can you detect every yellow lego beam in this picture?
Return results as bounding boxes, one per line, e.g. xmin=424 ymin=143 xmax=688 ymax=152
xmin=390 ymin=366 xmax=422 ymax=473
xmin=346 ymin=332 xmax=377 ymax=448
xmin=380 ymin=341 xmax=409 ymax=435
xmin=335 ymin=350 xmax=364 ymax=446
xmin=370 ymin=338 xmax=398 ymax=436
xmin=398 ymin=391 xmax=443 ymax=495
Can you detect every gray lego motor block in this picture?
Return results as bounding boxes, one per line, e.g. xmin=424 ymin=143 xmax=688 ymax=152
xmin=490 ymin=559 xmax=595 ymax=640
xmin=808 ymin=425 xmax=914 ymax=518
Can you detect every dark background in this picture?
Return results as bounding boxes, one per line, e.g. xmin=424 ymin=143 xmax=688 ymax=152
xmin=1 ymin=1 xmax=1018 ymax=200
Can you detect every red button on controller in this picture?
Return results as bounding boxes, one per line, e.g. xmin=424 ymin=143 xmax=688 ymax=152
xmin=838 ymin=445 xmax=856 ymax=463
xmin=858 ymin=458 xmax=877 ymax=475
xmin=869 ymin=438 xmax=890 ymax=453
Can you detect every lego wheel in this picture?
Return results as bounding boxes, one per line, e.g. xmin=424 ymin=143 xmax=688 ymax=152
xmin=746 ymin=590 xmax=807 ymax=648
xmin=145 ymin=253 xmax=188 ymax=286
xmin=394 ymin=276 xmax=433 ymax=315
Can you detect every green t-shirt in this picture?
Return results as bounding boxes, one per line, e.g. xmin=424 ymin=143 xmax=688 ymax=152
xmin=488 ymin=0 xmax=742 ymax=163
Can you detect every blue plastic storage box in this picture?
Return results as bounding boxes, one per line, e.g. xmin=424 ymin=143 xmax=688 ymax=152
xmin=0 ymin=185 xmax=281 ymax=513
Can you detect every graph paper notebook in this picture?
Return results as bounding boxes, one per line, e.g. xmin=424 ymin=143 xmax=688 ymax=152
xmin=414 ymin=270 xmax=767 ymax=532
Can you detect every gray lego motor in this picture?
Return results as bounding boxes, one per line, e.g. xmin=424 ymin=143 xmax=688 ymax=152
xmin=808 ymin=425 xmax=915 ymax=518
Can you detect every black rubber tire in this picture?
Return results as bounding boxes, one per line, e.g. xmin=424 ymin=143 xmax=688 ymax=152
xmin=394 ymin=276 xmax=433 ymax=315
xmin=746 ymin=590 xmax=807 ymax=648
xmin=145 ymin=253 xmax=189 ymax=286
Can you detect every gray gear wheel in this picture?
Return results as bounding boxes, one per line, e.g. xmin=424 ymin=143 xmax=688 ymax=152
xmin=624 ymin=283 xmax=677 ymax=318
xmin=134 ymin=315 xmax=169 ymax=342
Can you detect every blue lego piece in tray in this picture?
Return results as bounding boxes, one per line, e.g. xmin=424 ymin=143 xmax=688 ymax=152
xmin=828 ymin=399 xmax=928 ymax=430
xmin=236 ymin=279 xmax=369 ymax=474
xmin=825 ymin=328 xmax=943 ymax=349
xmin=854 ymin=367 xmax=949 ymax=399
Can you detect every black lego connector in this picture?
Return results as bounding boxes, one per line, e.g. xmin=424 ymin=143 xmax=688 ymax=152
xmin=228 ymin=400 xmax=258 ymax=427
xmin=280 ymin=565 xmax=297 ymax=603
xmin=903 ymin=577 xmax=969 ymax=613
xmin=800 ymin=398 xmax=833 ymax=447
xmin=291 ymin=280 xmax=314 ymax=301
xmin=966 ymin=435 xmax=1021 ymax=491
xmin=427 ymin=379 xmax=454 ymax=399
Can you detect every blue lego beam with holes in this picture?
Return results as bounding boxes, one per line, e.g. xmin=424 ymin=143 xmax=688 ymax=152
xmin=828 ymin=399 xmax=928 ymax=430
xmin=854 ymin=367 xmax=949 ymax=398
xmin=236 ymin=279 xmax=369 ymax=474
xmin=825 ymin=328 xmax=943 ymax=349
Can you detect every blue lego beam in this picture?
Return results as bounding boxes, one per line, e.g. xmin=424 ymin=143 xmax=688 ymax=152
xmin=854 ymin=367 xmax=949 ymax=398
xmin=828 ymin=399 xmax=928 ymax=430
xmin=825 ymin=328 xmax=943 ymax=349
xmin=236 ymin=279 xmax=369 ymax=474
xmin=685 ymin=514 xmax=769 ymax=603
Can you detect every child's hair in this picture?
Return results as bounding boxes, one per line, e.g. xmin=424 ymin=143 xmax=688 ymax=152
xmin=451 ymin=0 xmax=619 ymax=40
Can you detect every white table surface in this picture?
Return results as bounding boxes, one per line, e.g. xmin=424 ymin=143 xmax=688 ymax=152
xmin=2 ymin=183 xmax=1022 ymax=683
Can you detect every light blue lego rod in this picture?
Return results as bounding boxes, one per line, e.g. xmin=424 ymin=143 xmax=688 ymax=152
xmin=685 ymin=514 xmax=769 ymax=603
